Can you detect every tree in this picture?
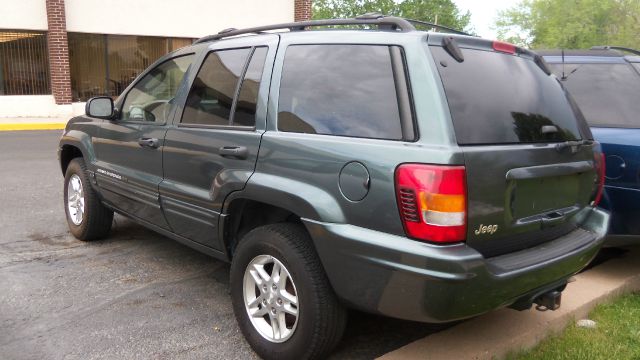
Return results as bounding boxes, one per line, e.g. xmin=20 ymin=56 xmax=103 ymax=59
xmin=312 ymin=0 xmax=472 ymax=33
xmin=494 ymin=0 xmax=640 ymax=49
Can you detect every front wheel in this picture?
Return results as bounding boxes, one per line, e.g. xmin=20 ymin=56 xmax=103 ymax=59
xmin=63 ymin=158 xmax=113 ymax=240
xmin=230 ymin=223 xmax=346 ymax=360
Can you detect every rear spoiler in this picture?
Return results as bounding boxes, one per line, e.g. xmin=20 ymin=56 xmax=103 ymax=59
xmin=429 ymin=34 xmax=552 ymax=75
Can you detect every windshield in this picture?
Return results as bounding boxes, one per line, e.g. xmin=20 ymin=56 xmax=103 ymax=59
xmin=430 ymin=46 xmax=585 ymax=145
xmin=548 ymin=63 xmax=640 ymax=128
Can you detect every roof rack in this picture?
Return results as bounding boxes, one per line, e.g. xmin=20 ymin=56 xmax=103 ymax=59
xmin=195 ymin=14 xmax=469 ymax=44
xmin=195 ymin=14 xmax=415 ymax=44
xmin=591 ymin=46 xmax=640 ymax=56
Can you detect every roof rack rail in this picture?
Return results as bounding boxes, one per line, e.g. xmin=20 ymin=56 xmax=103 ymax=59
xmin=218 ymin=28 xmax=238 ymax=34
xmin=404 ymin=18 xmax=470 ymax=36
xmin=195 ymin=15 xmax=417 ymax=44
xmin=591 ymin=45 xmax=640 ymax=56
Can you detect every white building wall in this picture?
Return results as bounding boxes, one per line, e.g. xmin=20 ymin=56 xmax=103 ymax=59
xmin=0 ymin=0 xmax=295 ymax=118
xmin=0 ymin=96 xmax=84 ymax=117
xmin=0 ymin=0 xmax=48 ymax=31
xmin=64 ymin=0 xmax=295 ymax=38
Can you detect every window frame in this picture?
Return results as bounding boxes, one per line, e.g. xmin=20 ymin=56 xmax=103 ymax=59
xmin=275 ymin=43 xmax=417 ymax=142
xmin=116 ymin=53 xmax=195 ymax=126
xmin=178 ymin=46 xmax=267 ymax=131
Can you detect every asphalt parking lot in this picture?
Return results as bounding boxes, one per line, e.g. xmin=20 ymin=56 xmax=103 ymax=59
xmin=0 ymin=131 xmax=449 ymax=360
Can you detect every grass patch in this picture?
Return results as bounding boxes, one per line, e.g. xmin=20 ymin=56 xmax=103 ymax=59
xmin=507 ymin=293 xmax=640 ymax=360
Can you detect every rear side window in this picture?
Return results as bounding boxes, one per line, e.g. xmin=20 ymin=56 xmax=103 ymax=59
xmin=547 ymin=63 xmax=640 ymax=128
xmin=182 ymin=47 xmax=267 ymax=127
xmin=235 ymin=47 xmax=268 ymax=127
xmin=431 ymin=46 xmax=584 ymax=145
xmin=278 ymin=45 xmax=403 ymax=140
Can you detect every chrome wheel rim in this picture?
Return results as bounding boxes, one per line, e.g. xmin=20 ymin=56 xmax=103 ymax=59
xmin=67 ymin=174 xmax=85 ymax=225
xmin=243 ymin=255 xmax=299 ymax=343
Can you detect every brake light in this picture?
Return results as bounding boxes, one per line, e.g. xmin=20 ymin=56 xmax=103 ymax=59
xmin=593 ymin=152 xmax=605 ymax=206
xmin=493 ymin=41 xmax=516 ymax=54
xmin=395 ymin=164 xmax=466 ymax=243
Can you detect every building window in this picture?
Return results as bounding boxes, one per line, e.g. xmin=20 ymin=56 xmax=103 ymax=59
xmin=68 ymin=33 xmax=106 ymax=102
xmin=0 ymin=30 xmax=50 ymax=95
xmin=68 ymin=33 xmax=194 ymax=102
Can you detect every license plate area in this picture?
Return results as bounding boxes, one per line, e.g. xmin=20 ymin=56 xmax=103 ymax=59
xmin=510 ymin=175 xmax=580 ymax=220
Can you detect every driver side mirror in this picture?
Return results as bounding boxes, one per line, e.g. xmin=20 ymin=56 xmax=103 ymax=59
xmin=86 ymin=96 xmax=114 ymax=119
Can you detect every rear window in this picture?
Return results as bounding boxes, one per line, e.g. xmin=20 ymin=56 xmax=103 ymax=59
xmin=547 ymin=63 xmax=640 ymax=128
xmin=278 ymin=45 xmax=403 ymax=140
xmin=430 ymin=46 xmax=584 ymax=145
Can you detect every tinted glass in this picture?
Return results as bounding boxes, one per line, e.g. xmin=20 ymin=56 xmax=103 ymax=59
xmin=431 ymin=46 xmax=583 ymax=144
xmin=278 ymin=45 xmax=403 ymax=140
xmin=234 ymin=47 xmax=268 ymax=127
xmin=547 ymin=63 xmax=640 ymax=128
xmin=68 ymin=33 xmax=195 ymax=101
xmin=0 ymin=31 xmax=50 ymax=95
xmin=121 ymin=55 xmax=193 ymax=123
xmin=182 ymin=48 xmax=251 ymax=126
xmin=68 ymin=33 xmax=106 ymax=101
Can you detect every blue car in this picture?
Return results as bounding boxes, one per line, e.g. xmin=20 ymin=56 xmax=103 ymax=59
xmin=541 ymin=47 xmax=640 ymax=241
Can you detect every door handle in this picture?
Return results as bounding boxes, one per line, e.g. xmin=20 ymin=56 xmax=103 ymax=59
xmin=138 ymin=137 xmax=159 ymax=148
xmin=219 ymin=146 xmax=248 ymax=159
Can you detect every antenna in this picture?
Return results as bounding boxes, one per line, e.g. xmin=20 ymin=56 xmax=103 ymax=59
xmin=561 ymin=48 xmax=566 ymax=80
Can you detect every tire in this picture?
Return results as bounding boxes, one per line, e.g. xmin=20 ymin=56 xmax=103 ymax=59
xmin=63 ymin=158 xmax=113 ymax=241
xmin=230 ymin=223 xmax=347 ymax=360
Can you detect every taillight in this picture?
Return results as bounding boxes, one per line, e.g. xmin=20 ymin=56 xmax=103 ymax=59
xmin=395 ymin=164 xmax=466 ymax=243
xmin=493 ymin=41 xmax=516 ymax=54
xmin=592 ymin=151 xmax=605 ymax=206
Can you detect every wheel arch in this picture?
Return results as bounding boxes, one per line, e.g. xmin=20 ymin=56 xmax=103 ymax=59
xmin=59 ymin=131 xmax=95 ymax=175
xmin=59 ymin=144 xmax=84 ymax=175
xmin=222 ymin=198 xmax=301 ymax=257
xmin=221 ymin=176 xmax=346 ymax=259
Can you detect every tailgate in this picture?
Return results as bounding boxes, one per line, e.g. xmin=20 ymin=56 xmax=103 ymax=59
xmin=463 ymin=144 xmax=597 ymax=257
xmin=428 ymin=36 xmax=598 ymax=256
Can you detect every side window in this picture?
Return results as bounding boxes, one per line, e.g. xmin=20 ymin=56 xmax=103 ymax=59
xmin=234 ymin=47 xmax=268 ymax=127
xmin=181 ymin=47 xmax=267 ymax=127
xmin=278 ymin=45 xmax=403 ymax=140
xmin=121 ymin=55 xmax=193 ymax=123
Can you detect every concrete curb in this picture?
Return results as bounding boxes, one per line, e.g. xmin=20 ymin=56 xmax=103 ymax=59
xmin=0 ymin=123 xmax=67 ymax=131
xmin=378 ymin=247 xmax=640 ymax=360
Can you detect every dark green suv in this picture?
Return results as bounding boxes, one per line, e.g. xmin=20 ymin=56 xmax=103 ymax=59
xmin=58 ymin=16 xmax=609 ymax=360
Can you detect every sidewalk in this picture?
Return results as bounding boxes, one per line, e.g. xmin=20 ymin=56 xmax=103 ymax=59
xmin=379 ymin=246 xmax=640 ymax=360
xmin=0 ymin=117 xmax=69 ymax=131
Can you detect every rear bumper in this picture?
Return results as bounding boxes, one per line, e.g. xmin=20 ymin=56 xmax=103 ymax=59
xmin=305 ymin=207 xmax=609 ymax=323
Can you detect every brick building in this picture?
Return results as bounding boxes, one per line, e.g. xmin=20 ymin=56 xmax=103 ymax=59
xmin=0 ymin=0 xmax=311 ymax=117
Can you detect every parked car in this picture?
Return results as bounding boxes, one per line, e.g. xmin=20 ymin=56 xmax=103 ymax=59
xmin=541 ymin=47 xmax=640 ymax=241
xmin=58 ymin=15 xmax=609 ymax=359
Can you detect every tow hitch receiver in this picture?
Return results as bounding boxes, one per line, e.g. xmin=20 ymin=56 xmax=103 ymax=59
xmin=535 ymin=290 xmax=562 ymax=311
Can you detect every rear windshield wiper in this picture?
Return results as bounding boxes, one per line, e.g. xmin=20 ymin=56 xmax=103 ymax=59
xmin=555 ymin=139 xmax=594 ymax=152
xmin=560 ymin=49 xmax=581 ymax=80
xmin=561 ymin=65 xmax=581 ymax=80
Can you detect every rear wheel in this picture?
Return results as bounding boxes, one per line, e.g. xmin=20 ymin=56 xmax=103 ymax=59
xmin=230 ymin=223 xmax=346 ymax=360
xmin=63 ymin=158 xmax=113 ymax=240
